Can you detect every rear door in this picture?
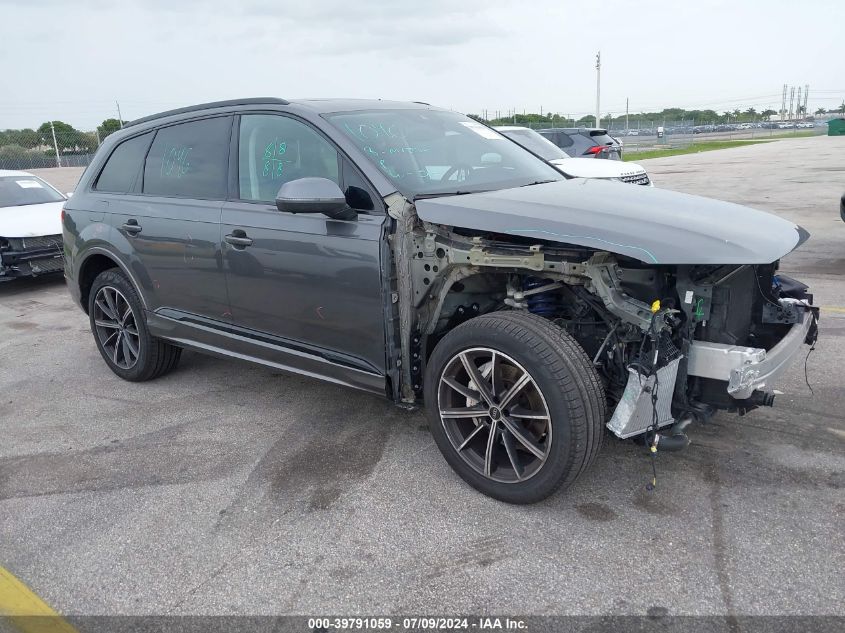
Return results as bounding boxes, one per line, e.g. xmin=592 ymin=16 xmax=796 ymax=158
xmin=221 ymin=113 xmax=387 ymax=376
xmin=108 ymin=116 xmax=232 ymax=319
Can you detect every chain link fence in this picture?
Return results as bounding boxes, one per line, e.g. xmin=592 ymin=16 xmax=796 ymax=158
xmin=0 ymin=122 xmax=120 ymax=171
xmin=2 ymin=111 xmax=834 ymax=171
xmin=482 ymin=116 xmax=827 ymax=153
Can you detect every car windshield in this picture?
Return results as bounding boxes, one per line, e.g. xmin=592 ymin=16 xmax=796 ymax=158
xmin=324 ymin=109 xmax=562 ymax=198
xmin=0 ymin=175 xmax=65 ymax=208
xmin=497 ymin=128 xmax=569 ymax=161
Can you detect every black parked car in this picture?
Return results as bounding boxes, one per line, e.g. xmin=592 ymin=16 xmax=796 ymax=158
xmin=64 ymin=98 xmax=817 ymax=503
xmin=537 ymin=128 xmax=623 ymax=159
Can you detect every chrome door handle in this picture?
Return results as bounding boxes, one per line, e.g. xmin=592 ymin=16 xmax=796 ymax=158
xmin=225 ymin=232 xmax=253 ymax=248
xmin=122 ymin=220 xmax=142 ymax=235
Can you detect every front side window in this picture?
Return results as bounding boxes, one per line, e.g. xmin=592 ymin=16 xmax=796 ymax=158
xmin=238 ymin=114 xmax=339 ymax=202
xmin=94 ymin=132 xmax=153 ymax=193
xmin=143 ymin=117 xmax=231 ymax=199
xmin=0 ymin=175 xmax=65 ymax=208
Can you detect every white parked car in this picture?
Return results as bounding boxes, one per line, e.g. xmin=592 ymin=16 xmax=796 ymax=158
xmin=495 ymin=126 xmax=652 ymax=186
xmin=0 ymin=170 xmax=66 ymax=281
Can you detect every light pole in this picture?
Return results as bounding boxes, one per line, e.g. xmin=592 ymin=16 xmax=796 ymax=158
xmin=595 ymin=51 xmax=601 ymax=128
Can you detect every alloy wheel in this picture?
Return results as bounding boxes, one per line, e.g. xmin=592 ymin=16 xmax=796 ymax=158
xmin=437 ymin=347 xmax=552 ymax=483
xmin=92 ymin=286 xmax=140 ymax=370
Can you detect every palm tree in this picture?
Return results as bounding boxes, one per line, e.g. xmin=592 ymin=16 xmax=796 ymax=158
xmin=815 ymin=107 xmax=827 ymax=115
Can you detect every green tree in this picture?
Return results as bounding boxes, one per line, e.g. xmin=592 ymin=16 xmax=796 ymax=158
xmin=4 ymin=128 xmax=40 ymax=149
xmin=815 ymin=107 xmax=827 ymax=115
xmin=37 ymin=121 xmax=84 ymax=151
xmin=97 ymin=118 xmax=123 ymax=140
xmin=839 ymin=101 xmax=845 ymax=114
xmin=761 ymin=109 xmax=777 ymax=118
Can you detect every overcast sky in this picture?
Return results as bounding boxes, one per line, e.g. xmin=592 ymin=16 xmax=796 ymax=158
xmin=1 ymin=0 xmax=843 ymax=130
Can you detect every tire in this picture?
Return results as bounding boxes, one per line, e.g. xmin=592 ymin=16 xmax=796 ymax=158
xmin=424 ymin=311 xmax=606 ymax=503
xmin=88 ymin=269 xmax=181 ymax=382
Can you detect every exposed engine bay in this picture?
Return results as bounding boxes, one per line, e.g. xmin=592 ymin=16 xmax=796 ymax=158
xmin=387 ymin=195 xmax=819 ymax=444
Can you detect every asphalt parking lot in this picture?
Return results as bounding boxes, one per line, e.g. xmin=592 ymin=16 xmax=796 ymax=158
xmin=1 ymin=136 xmax=844 ymax=617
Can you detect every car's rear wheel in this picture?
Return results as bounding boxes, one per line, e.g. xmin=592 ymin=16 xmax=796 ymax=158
xmin=424 ymin=311 xmax=606 ymax=503
xmin=88 ymin=269 xmax=181 ymax=382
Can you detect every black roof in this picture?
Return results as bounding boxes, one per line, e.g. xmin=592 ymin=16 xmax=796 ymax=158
xmin=125 ymin=97 xmax=440 ymax=127
xmin=125 ymin=97 xmax=290 ymax=127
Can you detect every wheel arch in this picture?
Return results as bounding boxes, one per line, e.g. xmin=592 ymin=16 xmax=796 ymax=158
xmin=77 ymin=248 xmax=147 ymax=314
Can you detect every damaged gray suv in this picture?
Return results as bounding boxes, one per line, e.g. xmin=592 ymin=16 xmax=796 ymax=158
xmin=64 ymin=98 xmax=818 ymax=503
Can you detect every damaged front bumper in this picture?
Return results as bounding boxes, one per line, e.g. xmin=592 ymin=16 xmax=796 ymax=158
xmin=687 ymin=302 xmax=817 ymax=399
xmin=0 ymin=235 xmax=64 ymax=280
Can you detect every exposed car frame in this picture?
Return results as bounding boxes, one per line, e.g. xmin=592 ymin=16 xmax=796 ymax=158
xmin=62 ymin=98 xmax=819 ymax=502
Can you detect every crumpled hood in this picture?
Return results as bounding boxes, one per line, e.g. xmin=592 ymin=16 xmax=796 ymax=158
xmin=414 ymin=179 xmax=808 ymax=265
xmin=0 ymin=201 xmax=64 ymax=238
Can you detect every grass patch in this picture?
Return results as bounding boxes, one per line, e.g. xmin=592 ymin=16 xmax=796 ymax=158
xmin=624 ymin=140 xmax=771 ymax=161
xmin=762 ymin=130 xmax=819 ymax=140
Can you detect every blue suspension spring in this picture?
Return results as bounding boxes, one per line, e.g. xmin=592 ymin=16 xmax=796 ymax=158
xmin=523 ymin=277 xmax=560 ymax=316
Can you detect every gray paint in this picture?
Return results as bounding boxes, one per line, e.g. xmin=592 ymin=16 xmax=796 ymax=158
xmin=415 ymin=178 xmax=807 ymax=265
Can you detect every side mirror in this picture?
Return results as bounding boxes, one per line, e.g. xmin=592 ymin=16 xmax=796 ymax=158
xmin=275 ymin=177 xmax=356 ymax=220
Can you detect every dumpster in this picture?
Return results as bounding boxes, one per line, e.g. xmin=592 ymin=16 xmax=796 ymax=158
xmin=828 ymin=118 xmax=845 ymax=136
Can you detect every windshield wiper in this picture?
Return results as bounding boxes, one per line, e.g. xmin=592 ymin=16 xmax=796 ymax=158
xmin=414 ymin=190 xmax=487 ymax=201
xmin=520 ymin=179 xmax=558 ymax=187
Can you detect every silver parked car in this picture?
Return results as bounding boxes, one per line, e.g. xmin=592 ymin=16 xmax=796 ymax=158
xmin=495 ymin=126 xmax=651 ymax=185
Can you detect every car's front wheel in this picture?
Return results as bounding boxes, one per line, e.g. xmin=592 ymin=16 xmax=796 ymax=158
xmin=88 ymin=269 xmax=181 ymax=382
xmin=424 ymin=311 xmax=606 ymax=503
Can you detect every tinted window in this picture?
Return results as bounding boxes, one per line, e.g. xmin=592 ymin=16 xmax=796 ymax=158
xmin=94 ymin=132 xmax=153 ymax=193
xmin=143 ymin=117 xmax=231 ymax=199
xmin=587 ymin=131 xmax=617 ymax=146
xmin=538 ymin=130 xmax=575 ymax=149
xmin=342 ymin=160 xmax=375 ymax=211
xmin=238 ymin=114 xmax=339 ymax=202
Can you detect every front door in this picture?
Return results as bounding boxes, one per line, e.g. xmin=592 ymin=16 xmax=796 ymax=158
xmin=222 ymin=113 xmax=387 ymax=376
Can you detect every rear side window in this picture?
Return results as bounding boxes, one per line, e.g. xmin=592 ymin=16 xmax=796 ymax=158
xmin=143 ymin=117 xmax=231 ymax=199
xmin=587 ymin=131 xmax=615 ymax=146
xmin=539 ymin=131 xmax=574 ymax=149
xmin=94 ymin=132 xmax=153 ymax=193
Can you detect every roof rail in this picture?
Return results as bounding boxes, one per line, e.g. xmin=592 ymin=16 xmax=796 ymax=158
xmin=125 ymin=97 xmax=290 ymax=127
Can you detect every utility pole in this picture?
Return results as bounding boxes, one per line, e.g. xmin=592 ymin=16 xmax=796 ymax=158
xmin=49 ymin=121 xmax=61 ymax=168
xmin=95 ymin=128 xmax=101 ymax=146
xmin=116 ymin=101 xmax=124 ymax=128
xmin=796 ymin=86 xmax=802 ymax=120
xmin=803 ymin=84 xmax=809 ymax=120
xmin=625 ymin=97 xmax=629 ymax=132
xmin=787 ymin=86 xmax=795 ymax=121
xmin=595 ymin=51 xmax=601 ymax=128
xmin=781 ymin=84 xmax=788 ymax=121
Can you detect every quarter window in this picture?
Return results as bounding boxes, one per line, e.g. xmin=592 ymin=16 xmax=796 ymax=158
xmin=143 ymin=117 xmax=231 ymax=199
xmin=238 ymin=114 xmax=339 ymax=202
xmin=94 ymin=132 xmax=153 ymax=193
